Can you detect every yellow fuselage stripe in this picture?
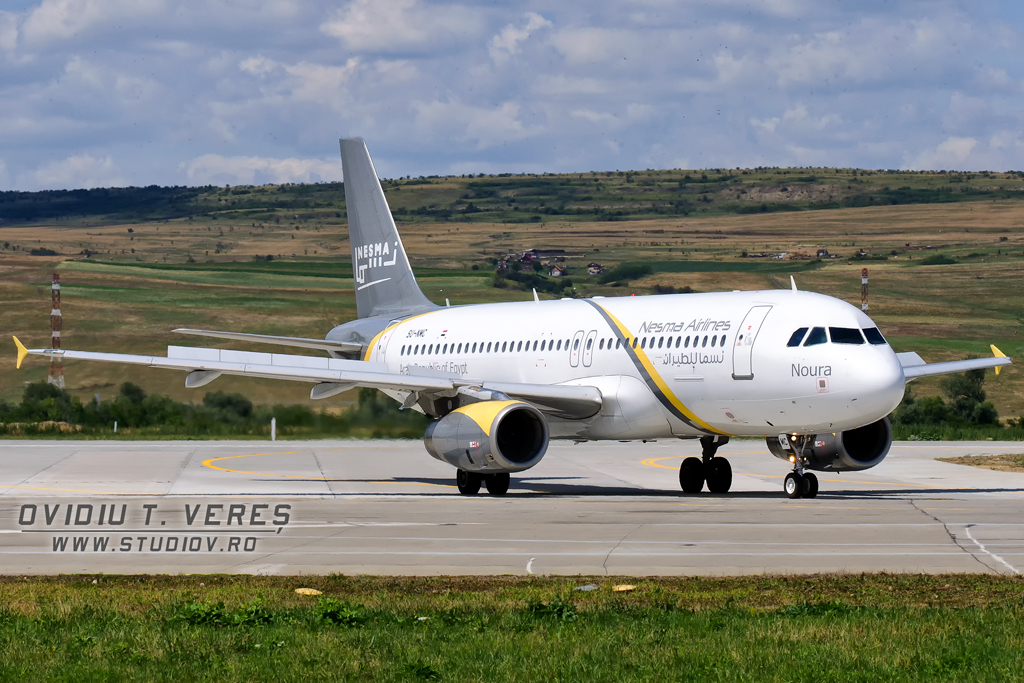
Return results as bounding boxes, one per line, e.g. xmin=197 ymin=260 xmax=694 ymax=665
xmin=363 ymin=310 xmax=437 ymax=361
xmin=596 ymin=304 xmax=725 ymax=435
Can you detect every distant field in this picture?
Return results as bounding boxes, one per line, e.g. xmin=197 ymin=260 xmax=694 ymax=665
xmin=1 ymin=173 xmax=1022 ymax=420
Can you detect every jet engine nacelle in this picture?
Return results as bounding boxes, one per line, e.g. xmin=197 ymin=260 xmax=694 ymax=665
xmin=424 ymin=400 xmax=549 ymax=473
xmin=766 ymin=417 xmax=892 ymax=472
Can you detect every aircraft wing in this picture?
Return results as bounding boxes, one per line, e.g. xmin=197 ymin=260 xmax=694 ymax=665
xmin=898 ymin=346 xmax=1012 ymax=380
xmin=13 ymin=339 xmax=602 ymax=420
xmin=173 ymin=328 xmax=363 ymax=355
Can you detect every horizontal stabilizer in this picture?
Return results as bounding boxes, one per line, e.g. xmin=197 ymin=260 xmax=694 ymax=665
xmin=173 ymin=328 xmax=362 ymax=355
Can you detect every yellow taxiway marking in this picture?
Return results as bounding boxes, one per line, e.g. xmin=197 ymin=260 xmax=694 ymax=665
xmin=640 ymin=455 xmax=956 ymax=489
xmin=202 ymin=449 xmax=455 ymax=489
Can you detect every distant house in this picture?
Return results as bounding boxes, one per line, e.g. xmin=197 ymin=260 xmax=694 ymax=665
xmin=549 ymin=265 xmax=568 ymax=277
xmin=587 ymin=262 xmax=604 ymax=275
xmin=816 ymin=248 xmax=830 ymax=258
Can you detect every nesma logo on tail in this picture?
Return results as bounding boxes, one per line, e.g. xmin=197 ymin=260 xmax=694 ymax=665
xmin=353 ymin=240 xmax=400 ymax=289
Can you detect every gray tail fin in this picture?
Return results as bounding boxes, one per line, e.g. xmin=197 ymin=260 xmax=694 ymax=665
xmin=340 ymin=138 xmax=437 ymax=319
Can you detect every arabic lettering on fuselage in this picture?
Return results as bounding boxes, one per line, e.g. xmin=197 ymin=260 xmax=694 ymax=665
xmin=660 ymin=352 xmax=726 ymax=367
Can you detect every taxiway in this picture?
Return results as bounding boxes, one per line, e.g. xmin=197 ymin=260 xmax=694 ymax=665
xmin=1 ymin=439 xmax=1022 ymax=576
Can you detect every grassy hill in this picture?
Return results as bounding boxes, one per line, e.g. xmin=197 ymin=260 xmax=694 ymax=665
xmin=3 ymin=167 xmax=1024 ymax=228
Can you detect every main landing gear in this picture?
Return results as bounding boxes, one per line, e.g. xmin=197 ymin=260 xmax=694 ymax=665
xmin=456 ymin=469 xmax=510 ymax=496
xmin=679 ymin=436 xmax=732 ymax=494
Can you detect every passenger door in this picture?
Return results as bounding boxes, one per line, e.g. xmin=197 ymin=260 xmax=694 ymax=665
xmin=569 ymin=330 xmax=585 ymax=368
xmin=732 ymin=305 xmax=772 ymax=379
xmin=582 ymin=330 xmax=598 ymax=367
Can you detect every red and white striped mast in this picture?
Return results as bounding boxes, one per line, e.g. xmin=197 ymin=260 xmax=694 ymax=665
xmin=48 ymin=272 xmax=64 ymax=389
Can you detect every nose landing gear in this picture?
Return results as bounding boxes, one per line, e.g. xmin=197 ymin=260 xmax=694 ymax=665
xmin=784 ymin=471 xmax=818 ymax=499
xmin=781 ymin=435 xmax=819 ymax=499
xmin=679 ymin=436 xmax=733 ymax=494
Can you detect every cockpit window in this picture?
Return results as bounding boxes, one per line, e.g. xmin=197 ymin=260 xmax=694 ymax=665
xmin=830 ymin=327 xmax=865 ymax=345
xmin=787 ymin=328 xmax=808 ymax=347
xmin=863 ymin=327 xmax=887 ymax=345
xmin=803 ymin=327 xmax=827 ymax=346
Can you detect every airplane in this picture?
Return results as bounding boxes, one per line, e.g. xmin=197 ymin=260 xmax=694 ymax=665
xmin=13 ymin=138 xmax=1013 ymax=499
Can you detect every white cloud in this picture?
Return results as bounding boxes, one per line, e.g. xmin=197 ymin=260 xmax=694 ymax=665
xmin=20 ymin=0 xmax=164 ymax=44
xmin=533 ymin=75 xmax=611 ymax=96
xmin=320 ymin=0 xmax=483 ymax=53
xmin=0 ymin=11 xmax=18 ymax=52
xmin=0 ymin=1 xmax=1022 ymax=189
xmin=19 ymin=154 xmax=126 ymax=190
xmin=752 ymin=103 xmax=841 ymax=135
xmin=489 ymin=12 xmax=551 ymax=64
xmin=903 ymin=132 xmax=1024 ymax=172
xmin=549 ymin=27 xmax=643 ymax=66
xmin=413 ymin=99 xmax=533 ymax=149
xmin=181 ymin=154 xmax=342 ymax=186
xmin=238 ymin=55 xmax=362 ymax=112
xmin=905 ymin=136 xmax=978 ymax=170
xmin=766 ymin=17 xmax=976 ymax=88
xmin=942 ymin=92 xmax=991 ymax=132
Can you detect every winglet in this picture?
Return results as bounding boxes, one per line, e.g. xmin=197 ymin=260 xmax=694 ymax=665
xmin=790 ymin=276 xmax=797 ymax=292
xmin=533 ymin=288 xmax=540 ymax=303
xmin=13 ymin=336 xmax=28 ymax=369
xmin=991 ymin=344 xmax=1006 ymax=376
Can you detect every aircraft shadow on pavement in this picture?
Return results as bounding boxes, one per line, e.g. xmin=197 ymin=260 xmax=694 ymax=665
xmin=246 ymin=476 xmax=1023 ymax=499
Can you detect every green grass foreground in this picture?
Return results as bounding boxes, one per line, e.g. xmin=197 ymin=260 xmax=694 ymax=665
xmin=1 ymin=575 xmax=1022 ymax=681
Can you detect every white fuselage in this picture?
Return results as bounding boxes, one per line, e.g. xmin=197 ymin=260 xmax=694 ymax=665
xmin=366 ymin=290 xmax=906 ymax=440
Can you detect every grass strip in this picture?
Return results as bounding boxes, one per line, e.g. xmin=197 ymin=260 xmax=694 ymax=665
xmin=938 ymin=454 xmax=1024 ymax=472
xmin=1 ymin=575 xmax=1022 ymax=681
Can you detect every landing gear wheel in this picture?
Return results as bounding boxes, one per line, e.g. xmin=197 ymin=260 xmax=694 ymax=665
xmin=803 ymin=472 xmax=818 ymax=498
xmin=456 ymin=469 xmax=482 ymax=495
xmin=784 ymin=472 xmax=804 ymax=499
xmin=705 ymin=458 xmax=733 ymax=493
xmin=485 ymin=472 xmax=510 ymax=496
xmin=679 ymin=457 xmax=705 ymax=493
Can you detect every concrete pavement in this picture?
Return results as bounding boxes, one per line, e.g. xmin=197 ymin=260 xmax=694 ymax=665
xmin=1 ymin=438 xmax=1022 ymax=576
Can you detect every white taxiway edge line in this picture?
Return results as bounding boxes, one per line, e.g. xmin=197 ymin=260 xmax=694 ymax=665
xmin=964 ymin=524 xmax=1020 ymax=575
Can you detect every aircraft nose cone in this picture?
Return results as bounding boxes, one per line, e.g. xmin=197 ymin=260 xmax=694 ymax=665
xmin=849 ymin=350 xmax=905 ymax=415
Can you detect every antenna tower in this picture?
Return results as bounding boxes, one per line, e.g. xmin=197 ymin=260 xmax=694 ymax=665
xmin=48 ymin=272 xmax=64 ymax=389
xmin=860 ymin=268 xmax=869 ymax=312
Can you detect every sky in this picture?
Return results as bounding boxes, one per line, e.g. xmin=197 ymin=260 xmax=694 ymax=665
xmin=1 ymin=0 xmax=1023 ymax=190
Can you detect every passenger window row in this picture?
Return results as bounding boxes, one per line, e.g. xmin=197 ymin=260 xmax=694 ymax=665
xmin=399 ymin=333 xmax=729 ymax=357
xmin=786 ymin=326 xmax=887 ymax=347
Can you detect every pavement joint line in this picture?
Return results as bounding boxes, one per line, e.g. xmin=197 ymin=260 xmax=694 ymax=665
xmin=240 ymin=536 xmax=991 ymax=547
xmin=0 ymin=550 xmax=1000 ymax=557
xmin=0 ymin=485 xmax=155 ymax=495
xmin=964 ymin=524 xmax=1021 ymax=575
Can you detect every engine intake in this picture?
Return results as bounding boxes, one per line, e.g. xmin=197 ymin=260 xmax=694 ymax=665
xmin=766 ymin=417 xmax=892 ymax=472
xmin=424 ymin=400 xmax=549 ymax=473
